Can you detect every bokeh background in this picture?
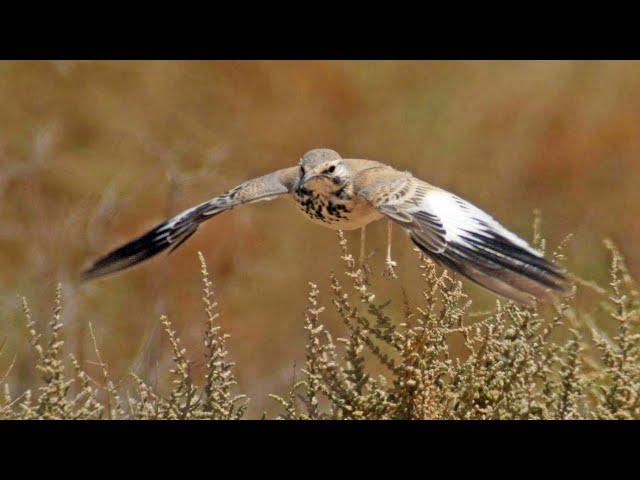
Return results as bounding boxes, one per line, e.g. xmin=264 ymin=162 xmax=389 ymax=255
xmin=1 ymin=60 xmax=639 ymax=417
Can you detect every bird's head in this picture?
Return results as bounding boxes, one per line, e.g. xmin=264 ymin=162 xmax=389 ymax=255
xmin=296 ymin=148 xmax=350 ymax=194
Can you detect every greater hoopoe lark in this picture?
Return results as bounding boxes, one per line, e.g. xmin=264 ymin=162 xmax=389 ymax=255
xmin=82 ymin=148 xmax=568 ymax=306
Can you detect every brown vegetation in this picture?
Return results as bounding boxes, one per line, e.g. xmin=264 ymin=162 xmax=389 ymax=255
xmin=2 ymin=228 xmax=638 ymax=419
xmin=1 ymin=61 xmax=639 ymax=417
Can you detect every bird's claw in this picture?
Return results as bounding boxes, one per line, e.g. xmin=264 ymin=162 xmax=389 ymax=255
xmin=358 ymin=261 xmax=372 ymax=284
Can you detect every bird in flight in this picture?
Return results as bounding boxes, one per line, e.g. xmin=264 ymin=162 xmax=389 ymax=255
xmin=82 ymin=148 xmax=567 ymax=306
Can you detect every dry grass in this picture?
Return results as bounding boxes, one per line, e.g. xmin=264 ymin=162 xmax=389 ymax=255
xmin=2 ymin=225 xmax=638 ymax=419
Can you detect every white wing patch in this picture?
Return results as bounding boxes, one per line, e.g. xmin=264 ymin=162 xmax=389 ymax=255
xmin=421 ymin=190 xmax=542 ymax=258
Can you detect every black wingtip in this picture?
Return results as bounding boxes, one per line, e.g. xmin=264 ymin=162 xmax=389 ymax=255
xmin=80 ymin=219 xmax=199 ymax=282
xmin=410 ymin=230 xmax=570 ymax=306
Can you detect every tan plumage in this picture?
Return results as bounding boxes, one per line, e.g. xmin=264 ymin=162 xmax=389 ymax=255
xmin=82 ymin=148 xmax=568 ymax=306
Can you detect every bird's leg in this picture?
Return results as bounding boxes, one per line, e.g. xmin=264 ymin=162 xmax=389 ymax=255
xmin=359 ymin=224 xmax=366 ymax=266
xmin=358 ymin=225 xmax=371 ymax=281
xmin=383 ymin=220 xmax=398 ymax=279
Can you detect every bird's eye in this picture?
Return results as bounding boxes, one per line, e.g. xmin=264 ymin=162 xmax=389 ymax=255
xmin=325 ymin=165 xmax=336 ymax=174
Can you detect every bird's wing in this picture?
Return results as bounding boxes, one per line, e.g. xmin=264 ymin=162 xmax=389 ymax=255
xmin=342 ymin=158 xmax=386 ymax=173
xmin=356 ymin=167 xmax=568 ymax=306
xmin=81 ymin=167 xmax=299 ymax=281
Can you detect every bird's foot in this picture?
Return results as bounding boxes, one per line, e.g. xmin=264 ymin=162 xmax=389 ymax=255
xmin=358 ymin=260 xmax=372 ymax=285
xmin=383 ymin=258 xmax=398 ymax=280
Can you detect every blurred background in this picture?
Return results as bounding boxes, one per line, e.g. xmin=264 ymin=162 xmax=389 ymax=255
xmin=1 ymin=61 xmax=639 ymax=417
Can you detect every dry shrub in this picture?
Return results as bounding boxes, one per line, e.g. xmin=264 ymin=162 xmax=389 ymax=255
xmin=2 ymin=224 xmax=639 ymax=420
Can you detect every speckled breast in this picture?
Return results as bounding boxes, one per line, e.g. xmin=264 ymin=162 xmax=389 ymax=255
xmin=292 ymin=188 xmax=383 ymax=231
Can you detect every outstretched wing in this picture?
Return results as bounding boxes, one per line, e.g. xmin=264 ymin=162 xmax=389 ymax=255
xmin=81 ymin=167 xmax=299 ymax=281
xmin=356 ymin=167 xmax=568 ymax=306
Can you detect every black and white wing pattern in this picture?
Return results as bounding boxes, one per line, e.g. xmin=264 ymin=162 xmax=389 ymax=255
xmin=357 ymin=168 xmax=568 ymax=306
xmin=81 ymin=167 xmax=299 ymax=281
